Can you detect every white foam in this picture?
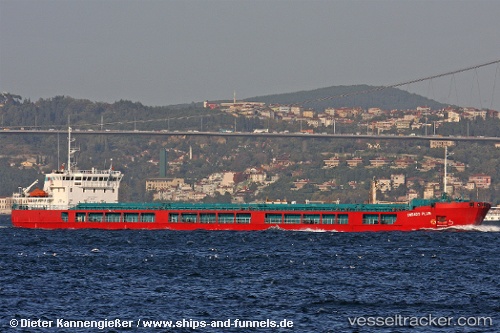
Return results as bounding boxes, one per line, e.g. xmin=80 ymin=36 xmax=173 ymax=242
xmin=445 ymin=224 xmax=500 ymax=232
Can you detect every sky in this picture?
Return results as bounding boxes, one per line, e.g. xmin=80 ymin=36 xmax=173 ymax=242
xmin=1 ymin=0 xmax=500 ymax=110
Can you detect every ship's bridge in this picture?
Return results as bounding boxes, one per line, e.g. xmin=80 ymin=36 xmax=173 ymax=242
xmin=43 ymin=168 xmax=123 ymax=207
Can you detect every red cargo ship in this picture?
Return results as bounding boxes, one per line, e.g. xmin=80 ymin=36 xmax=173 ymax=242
xmin=11 ymin=200 xmax=491 ymax=231
xmin=10 ymin=128 xmax=491 ymax=231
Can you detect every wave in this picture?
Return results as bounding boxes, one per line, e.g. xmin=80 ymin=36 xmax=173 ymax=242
xmin=291 ymin=227 xmax=335 ymax=233
xmin=443 ymin=224 xmax=500 ymax=232
xmin=267 ymin=225 xmax=500 ymax=233
xmin=265 ymin=226 xmax=338 ymax=233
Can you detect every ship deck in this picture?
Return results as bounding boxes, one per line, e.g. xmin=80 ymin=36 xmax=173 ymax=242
xmin=73 ymin=201 xmax=414 ymax=212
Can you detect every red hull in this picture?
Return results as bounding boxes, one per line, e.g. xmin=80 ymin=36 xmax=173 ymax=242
xmin=11 ymin=201 xmax=490 ymax=231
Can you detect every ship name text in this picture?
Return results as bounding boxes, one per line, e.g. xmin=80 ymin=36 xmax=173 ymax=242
xmin=407 ymin=211 xmax=432 ymax=218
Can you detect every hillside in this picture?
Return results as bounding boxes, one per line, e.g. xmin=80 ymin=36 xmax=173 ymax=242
xmin=1 ymin=85 xmax=445 ymax=125
xmin=246 ymin=85 xmax=447 ymax=111
xmin=0 ymin=90 xmax=498 ymax=205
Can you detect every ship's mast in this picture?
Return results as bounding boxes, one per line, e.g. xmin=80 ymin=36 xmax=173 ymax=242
xmin=67 ymin=127 xmax=72 ymax=172
xmin=67 ymin=127 xmax=78 ymax=173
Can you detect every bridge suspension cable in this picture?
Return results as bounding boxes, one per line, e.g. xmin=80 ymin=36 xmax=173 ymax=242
xmin=304 ymin=58 xmax=500 ymax=104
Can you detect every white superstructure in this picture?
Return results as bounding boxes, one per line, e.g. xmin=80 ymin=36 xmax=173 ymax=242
xmin=13 ymin=127 xmax=123 ymax=210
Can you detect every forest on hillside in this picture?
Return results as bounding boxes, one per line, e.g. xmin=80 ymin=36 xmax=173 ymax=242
xmin=0 ymin=89 xmax=499 ymax=204
xmin=249 ymin=85 xmax=447 ymax=111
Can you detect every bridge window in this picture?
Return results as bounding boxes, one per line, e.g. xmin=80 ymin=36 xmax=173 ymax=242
xmin=76 ymin=212 xmax=86 ymax=222
xmin=61 ymin=212 xmax=68 ymax=222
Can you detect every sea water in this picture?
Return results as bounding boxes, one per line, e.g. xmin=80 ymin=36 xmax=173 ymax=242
xmin=0 ymin=215 xmax=499 ymax=332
